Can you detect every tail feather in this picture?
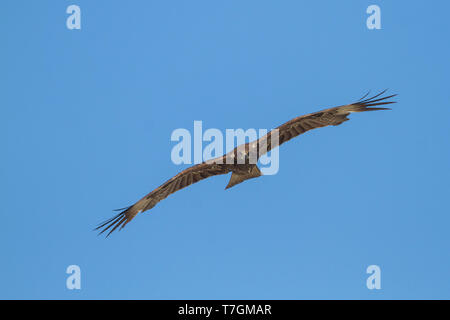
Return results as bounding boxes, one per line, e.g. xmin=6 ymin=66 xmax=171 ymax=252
xmin=225 ymin=165 xmax=262 ymax=190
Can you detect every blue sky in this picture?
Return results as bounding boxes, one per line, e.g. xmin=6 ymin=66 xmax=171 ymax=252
xmin=1 ymin=1 xmax=449 ymax=299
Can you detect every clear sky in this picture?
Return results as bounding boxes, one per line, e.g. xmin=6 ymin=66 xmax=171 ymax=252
xmin=1 ymin=1 xmax=449 ymax=299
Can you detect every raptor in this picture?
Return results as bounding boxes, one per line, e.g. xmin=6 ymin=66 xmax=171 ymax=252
xmin=96 ymin=90 xmax=396 ymax=236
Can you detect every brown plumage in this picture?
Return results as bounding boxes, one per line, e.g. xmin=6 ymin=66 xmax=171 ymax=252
xmin=95 ymin=90 xmax=396 ymax=236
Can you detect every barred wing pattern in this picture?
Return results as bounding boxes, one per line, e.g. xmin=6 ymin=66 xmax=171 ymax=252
xmin=95 ymin=161 xmax=231 ymax=236
xmin=256 ymin=90 xmax=396 ymax=158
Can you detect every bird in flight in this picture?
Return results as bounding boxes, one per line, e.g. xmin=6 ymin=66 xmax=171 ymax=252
xmin=96 ymin=90 xmax=396 ymax=236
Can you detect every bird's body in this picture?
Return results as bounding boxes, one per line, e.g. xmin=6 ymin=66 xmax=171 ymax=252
xmin=96 ymin=90 xmax=396 ymax=236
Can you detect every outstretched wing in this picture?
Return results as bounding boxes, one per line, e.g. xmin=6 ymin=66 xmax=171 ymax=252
xmin=95 ymin=161 xmax=231 ymax=236
xmin=256 ymin=90 xmax=396 ymax=157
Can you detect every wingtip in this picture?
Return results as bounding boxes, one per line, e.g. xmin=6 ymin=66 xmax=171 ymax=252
xmin=94 ymin=209 xmax=129 ymax=238
xmin=356 ymin=90 xmax=397 ymax=111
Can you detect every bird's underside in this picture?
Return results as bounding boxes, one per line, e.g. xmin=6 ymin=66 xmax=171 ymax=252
xmin=96 ymin=90 xmax=396 ymax=236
